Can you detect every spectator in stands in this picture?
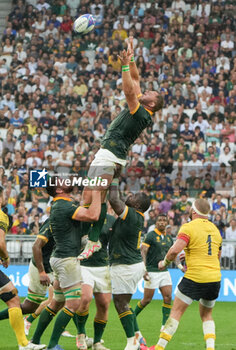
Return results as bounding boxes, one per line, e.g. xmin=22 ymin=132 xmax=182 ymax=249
xmin=27 ymin=199 xmax=43 ymax=216
xmin=202 ymin=179 xmax=215 ymax=199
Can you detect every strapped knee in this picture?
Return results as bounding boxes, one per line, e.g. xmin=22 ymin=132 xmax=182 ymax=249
xmin=1 ymin=288 xmax=18 ymax=302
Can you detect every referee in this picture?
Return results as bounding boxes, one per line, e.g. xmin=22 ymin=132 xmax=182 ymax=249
xmin=154 ymin=198 xmax=222 ymax=350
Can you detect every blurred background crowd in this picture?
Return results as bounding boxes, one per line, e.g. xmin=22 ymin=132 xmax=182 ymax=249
xmin=0 ymin=0 xmax=235 ymax=244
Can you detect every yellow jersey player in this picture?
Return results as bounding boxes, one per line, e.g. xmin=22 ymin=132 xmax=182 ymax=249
xmin=153 ymin=198 xmax=222 ymax=350
xmin=0 ymin=186 xmax=46 ymax=350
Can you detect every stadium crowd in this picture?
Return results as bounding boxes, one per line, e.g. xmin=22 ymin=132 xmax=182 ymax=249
xmin=0 ymin=0 xmax=235 ymax=240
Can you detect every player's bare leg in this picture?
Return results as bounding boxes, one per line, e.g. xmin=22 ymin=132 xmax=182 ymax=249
xmin=159 ymin=285 xmax=172 ymax=331
xmin=79 ymin=166 xmax=121 ymax=260
xmin=155 ymin=296 xmax=188 ymax=350
xmin=75 ymin=284 xmax=93 ymax=350
xmin=93 ymin=293 xmax=111 ymax=350
xmin=24 ymin=286 xmax=53 ymax=335
xmin=2 ymin=281 xmax=46 ymax=350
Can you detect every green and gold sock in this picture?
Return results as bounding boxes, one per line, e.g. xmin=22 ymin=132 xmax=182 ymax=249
xmin=89 ymin=203 xmax=107 ymax=242
xmin=48 ymin=307 xmax=75 ymax=349
xmin=27 ymin=313 xmax=38 ymax=324
xmin=32 ymin=306 xmax=56 ymax=344
xmin=134 ymin=301 xmax=144 ymax=317
xmin=0 ymin=308 xmax=9 ymax=320
xmin=130 ymin=307 xmax=139 ymax=333
xmin=119 ymin=310 xmax=135 ymax=338
xmin=94 ymin=318 xmax=107 ymax=344
xmin=162 ymin=303 xmax=171 ymax=326
xmin=74 ymin=310 xmax=89 ymax=335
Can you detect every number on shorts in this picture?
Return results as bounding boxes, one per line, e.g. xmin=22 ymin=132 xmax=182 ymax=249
xmin=137 ymin=230 xmax=142 ymax=249
xmin=206 ymin=234 xmax=212 ymax=255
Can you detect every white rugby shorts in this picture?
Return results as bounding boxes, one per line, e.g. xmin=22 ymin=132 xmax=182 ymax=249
xmin=28 ymin=260 xmax=54 ymax=296
xmin=144 ymin=271 xmax=172 ymax=290
xmin=81 ymin=265 xmax=111 ymax=293
xmin=110 ymin=262 xmax=145 ymax=294
xmin=88 ymin=148 xmax=127 ymax=178
xmin=50 ymin=257 xmax=82 ymax=289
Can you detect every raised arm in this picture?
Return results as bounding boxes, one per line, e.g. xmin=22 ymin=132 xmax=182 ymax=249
xmin=118 ymin=48 xmax=140 ymax=113
xmin=73 ymin=190 xmax=102 ymax=222
xmin=108 ymin=178 xmax=126 ymax=216
xmin=127 ymin=36 xmax=142 ymax=97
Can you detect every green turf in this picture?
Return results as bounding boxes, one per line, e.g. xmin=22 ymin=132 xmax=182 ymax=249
xmin=0 ymin=299 xmax=235 ymax=350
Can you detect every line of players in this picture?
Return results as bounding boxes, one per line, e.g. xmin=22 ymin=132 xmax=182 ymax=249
xmin=0 ymin=36 xmax=163 ymax=350
xmin=0 ymin=36 xmax=164 ymax=350
xmin=1 ymin=182 xmax=222 ymax=350
xmin=0 ymin=37 xmax=222 ymax=350
xmin=0 ymin=178 xmax=183 ymax=350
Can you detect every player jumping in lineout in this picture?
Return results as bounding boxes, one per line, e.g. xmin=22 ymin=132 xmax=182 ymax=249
xmin=79 ymin=36 xmax=164 ymax=260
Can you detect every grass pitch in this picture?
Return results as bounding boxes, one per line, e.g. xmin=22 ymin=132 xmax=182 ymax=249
xmin=0 ymin=299 xmax=235 ymax=350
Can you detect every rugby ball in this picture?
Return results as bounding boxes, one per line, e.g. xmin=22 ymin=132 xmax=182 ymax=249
xmin=73 ymin=14 xmax=95 ymax=34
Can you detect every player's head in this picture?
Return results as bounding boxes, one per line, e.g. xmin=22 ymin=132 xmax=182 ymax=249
xmin=125 ymin=192 xmax=150 ymax=213
xmin=139 ymin=91 xmax=164 ymax=113
xmin=46 ymin=176 xmax=74 ymax=197
xmin=156 ymin=214 xmax=168 ymax=233
xmin=189 ymin=198 xmax=210 ymax=220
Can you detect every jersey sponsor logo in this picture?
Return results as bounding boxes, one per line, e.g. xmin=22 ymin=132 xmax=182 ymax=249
xmin=30 ymin=168 xmax=47 ymax=187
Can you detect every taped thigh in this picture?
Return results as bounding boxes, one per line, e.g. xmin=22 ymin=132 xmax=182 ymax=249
xmin=63 ymin=287 xmax=81 ymax=301
xmin=26 ymin=292 xmax=47 ymax=304
xmin=176 ymin=287 xmax=193 ymax=305
xmin=200 ymin=298 xmax=216 ymax=308
xmin=53 ymin=289 xmax=65 ymax=302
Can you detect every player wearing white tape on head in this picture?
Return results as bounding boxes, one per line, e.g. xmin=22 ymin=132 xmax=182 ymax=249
xmin=151 ymin=198 xmax=222 ymax=350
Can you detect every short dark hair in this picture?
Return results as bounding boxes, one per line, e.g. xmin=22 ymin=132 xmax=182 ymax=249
xmin=136 ymin=192 xmax=151 ymax=213
xmin=45 ymin=176 xmax=57 ymax=197
xmin=154 ymin=94 xmax=164 ymax=112
xmin=156 ymin=214 xmax=168 ymax=221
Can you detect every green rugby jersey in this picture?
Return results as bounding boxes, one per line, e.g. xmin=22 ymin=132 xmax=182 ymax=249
xmin=31 ymin=219 xmax=55 ymax=273
xmin=101 ymin=104 xmax=153 ymax=159
xmin=143 ymin=229 xmax=173 ymax=272
xmin=50 ymin=197 xmax=82 ymax=258
xmin=109 ymin=206 xmax=144 ymax=265
xmin=81 ymin=214 xmax=116 ymax=267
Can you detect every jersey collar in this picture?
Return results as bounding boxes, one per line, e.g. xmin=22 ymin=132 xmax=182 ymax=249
xmin=53 ymin=196 xmax=72 ymax=202
xmin=154 ymin=228 xmax=165 ymax=236
xmin=144 ymin=107 xmax=154 ymax=115
xmin=136 ymin=210 xmax=144 ymax=217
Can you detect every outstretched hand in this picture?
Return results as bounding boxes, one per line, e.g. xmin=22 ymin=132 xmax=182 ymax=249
xmin=118 ymin=48 xmax=133 ymax=66
xmin=127 ymin=36 xmax=134 ymax=56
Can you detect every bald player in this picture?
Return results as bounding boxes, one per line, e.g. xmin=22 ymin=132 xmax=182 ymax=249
xmin=153 ymin=198 xmax=222 ymax=350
